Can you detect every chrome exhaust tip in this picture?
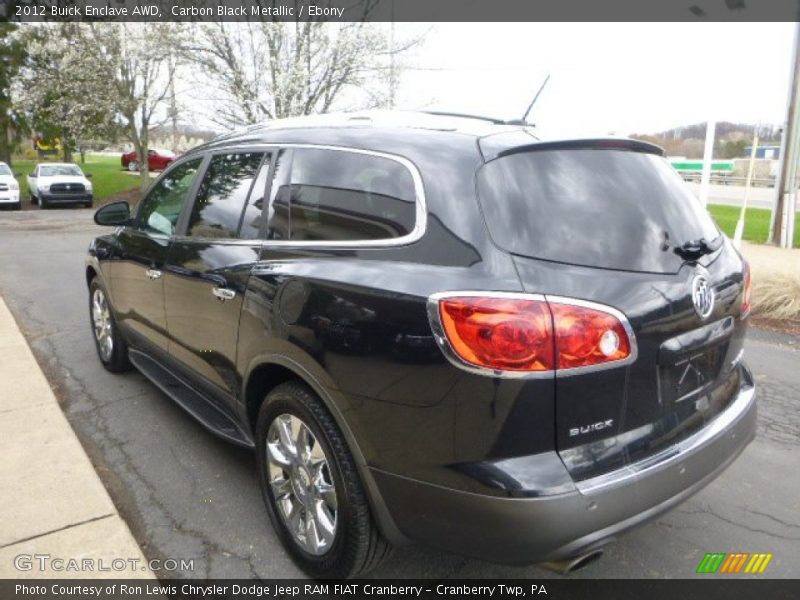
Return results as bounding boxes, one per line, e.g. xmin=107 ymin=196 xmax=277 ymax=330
xmin=541 ymin=548 xmax=604 ymax=574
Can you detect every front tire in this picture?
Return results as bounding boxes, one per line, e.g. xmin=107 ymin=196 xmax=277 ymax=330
xmin=127 ymin=160 xmax=139 ymax=172
xmin=89 ymin=279 xmax=131 ymax=373
xmin=256 ymin=381 xmax=391 ymax=578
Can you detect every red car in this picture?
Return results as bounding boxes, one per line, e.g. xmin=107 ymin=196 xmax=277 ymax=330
xmin=121 ymin=148 xmax=176 ymax=172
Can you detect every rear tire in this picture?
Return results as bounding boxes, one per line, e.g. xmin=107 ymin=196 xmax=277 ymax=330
xmin=255 ymin=381 xmax=391 ymax=578
xmin=127 ymin=161 xmax=139 ymax=172
xmin=88 ymin=278 xmax=132 ymax=373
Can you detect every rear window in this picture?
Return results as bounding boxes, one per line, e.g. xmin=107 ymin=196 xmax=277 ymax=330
xmin=477 ymin=149 xmax=721 ymax=273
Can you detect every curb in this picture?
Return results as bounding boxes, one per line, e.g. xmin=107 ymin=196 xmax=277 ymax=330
xmin=0 ymin=296 xmax=154 ymax=579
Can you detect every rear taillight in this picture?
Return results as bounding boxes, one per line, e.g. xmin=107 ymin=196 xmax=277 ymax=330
xmin=549 ymin=301 xmax=632 ymax=369
xmin=742 ymin=260 xmax=752 ymax=317
xmin=437 ymin=296 xmax=554 ymax=371
xmin=429 ymin=293 xmax=635 ymax=376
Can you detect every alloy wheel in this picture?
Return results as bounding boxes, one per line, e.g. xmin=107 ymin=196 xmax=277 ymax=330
xmin=91 ymin=288 xmax=114 ymax=361
xmin=266 ymin=413 xmax=338 ymax=556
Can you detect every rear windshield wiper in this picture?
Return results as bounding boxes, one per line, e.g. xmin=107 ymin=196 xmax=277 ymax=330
xmin=673 ymin=236 xmax=723 ymax=261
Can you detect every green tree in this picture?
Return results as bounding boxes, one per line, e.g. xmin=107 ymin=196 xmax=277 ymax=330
xmin=0 ymin=23 xmax=29 ymax=166
xmin=17 ymin=24 xmax=120 ymax=163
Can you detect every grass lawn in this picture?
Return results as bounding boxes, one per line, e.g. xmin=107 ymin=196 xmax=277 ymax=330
xmin=9 ymin=154 xmax=140 ymax=203
xmin=708 ymin=204 xmax=800 ymax=248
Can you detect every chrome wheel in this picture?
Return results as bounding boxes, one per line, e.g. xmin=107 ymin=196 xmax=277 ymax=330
xmin=266 ymin=413 xmax=338 ymax=556
xmin=127 ymin=161 xmax=139 ymax=172
xmin=91 ymin=288 xmax=113 ymax=361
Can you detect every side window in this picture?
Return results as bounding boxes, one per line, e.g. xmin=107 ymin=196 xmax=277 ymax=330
xmin=187 ymin=152 xmax=266 ymax=239
xmin=286 ymin=149 xmax=417 ymax=242
xmin=265 ymin=150 xmax=291 ymax=241
xmin=137 ymin=158 xmax=202 ymax=236
xmin=239 ymin=154 xmax=272 ymax=240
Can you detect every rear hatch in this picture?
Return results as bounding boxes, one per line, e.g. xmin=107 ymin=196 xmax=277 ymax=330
xmin=476 ymin=141 xmax=750 ymax=481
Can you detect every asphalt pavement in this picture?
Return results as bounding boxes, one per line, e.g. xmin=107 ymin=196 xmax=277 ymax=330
xmin=0 ymin=207 xmax=797 ymax=579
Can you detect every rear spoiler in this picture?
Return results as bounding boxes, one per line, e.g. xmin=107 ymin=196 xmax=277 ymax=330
xmin=493 ymin=138 xmax=665 ymax=161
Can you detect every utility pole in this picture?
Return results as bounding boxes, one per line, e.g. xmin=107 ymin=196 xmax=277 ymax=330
xmin=769 ymin=22 xmax=800 ymax=247
xmin=699 ymin=120 xmax=716 ymax=206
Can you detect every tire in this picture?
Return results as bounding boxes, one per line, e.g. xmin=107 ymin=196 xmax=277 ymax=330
xmin=12 ymin=202 xmax=21 ymax=211
xmin=127 ymin=160 xmax=139 ymax=172
xmin=84 ymin=201 xmax=93 ymax=209
xmin=39 ymin=198 xmax=47 ymax=209
xmin=30 ymin=194 xmax=37 ymax=205
xmin=256 ymin=381 xmax=391 ymax=578
xmin=88 ymin=278 xmax=132 ymax=373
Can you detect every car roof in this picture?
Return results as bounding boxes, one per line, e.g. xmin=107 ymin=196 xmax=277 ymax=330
xmin=38 ymin=162 xmax=81 ymax=167
xmin=188 ymin=111 xmax=663 ymax=164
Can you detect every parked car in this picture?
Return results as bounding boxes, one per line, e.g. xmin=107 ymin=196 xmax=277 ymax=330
xmin=28 ymin=163 xmax=93 ymax=209
xmin=86 ymin=112 xmax=755 ymax=578
xmin=0 ymin=162 xmax=21 ymax=210
xmin=121 ymin=148 xmax=176 ymax=172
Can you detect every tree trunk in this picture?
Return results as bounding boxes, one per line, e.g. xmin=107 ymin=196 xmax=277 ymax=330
xmin=0 ymin=125 xmax=11 ymax=166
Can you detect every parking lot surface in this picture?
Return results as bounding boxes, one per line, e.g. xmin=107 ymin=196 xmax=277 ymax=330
xmin=0 ymin=208 xmax=797 ymax=579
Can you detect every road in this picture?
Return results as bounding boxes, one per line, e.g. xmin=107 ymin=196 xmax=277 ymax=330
xmin=686 ymin=182 xmax=800 ymax=212
xmin=0 ymin=208 xmax=797 ymax=579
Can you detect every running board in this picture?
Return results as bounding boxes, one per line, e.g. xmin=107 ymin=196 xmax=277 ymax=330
xmin=129 ymin=349 xmax=254 ymax=449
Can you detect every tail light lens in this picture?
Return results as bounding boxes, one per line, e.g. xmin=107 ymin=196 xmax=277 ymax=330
xmin=549 ymin=302 xmax=632 ymax=369
xmin=431 ymin=294 xmax=634 ymax=375
xmin=742 ymin=260 xmax=752 ymax=317
xmin=438 ymin=297 xmax=554 ymax=371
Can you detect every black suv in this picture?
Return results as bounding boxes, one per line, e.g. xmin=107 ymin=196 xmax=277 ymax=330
xmin=87 ymin=112 xmax=756 ymax=578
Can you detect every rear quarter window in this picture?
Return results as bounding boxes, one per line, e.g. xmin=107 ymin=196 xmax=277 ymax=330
xmin=281 ymin=148 xmax=417 ymax=243
xmin=477 ymin=149 xmax=720 ymax=273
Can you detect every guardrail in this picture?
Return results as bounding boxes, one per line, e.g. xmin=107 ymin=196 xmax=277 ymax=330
xmin=678 ymin=173 xmax=776 ymax=187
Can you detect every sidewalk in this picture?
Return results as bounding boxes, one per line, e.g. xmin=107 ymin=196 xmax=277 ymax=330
xmin=0 ymin=297 xmax=153 ymax=579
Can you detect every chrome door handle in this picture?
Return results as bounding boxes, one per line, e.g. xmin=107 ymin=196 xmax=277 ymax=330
xmin=145 ymin=268 xmax=162 ymax=281
xmin=212 ymin=287 xmax=236 ymax=302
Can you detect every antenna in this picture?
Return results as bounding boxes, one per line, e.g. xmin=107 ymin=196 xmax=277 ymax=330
xmin=513 ymin=74 xmax=551 ymax=126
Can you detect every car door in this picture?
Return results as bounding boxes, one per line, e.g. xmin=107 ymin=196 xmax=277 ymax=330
xmin=163 ymin=149 xmax=271 ymax=409
xmin=108 ymin=157 xmax=204 ymax=358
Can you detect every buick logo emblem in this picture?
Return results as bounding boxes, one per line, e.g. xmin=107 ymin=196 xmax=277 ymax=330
xmin=692 ymin=274 xmax=714 ymax=319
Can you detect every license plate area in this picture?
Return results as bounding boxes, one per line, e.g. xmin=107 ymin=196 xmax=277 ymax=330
xmin=659 ymin=344 xmax=726 ymax=404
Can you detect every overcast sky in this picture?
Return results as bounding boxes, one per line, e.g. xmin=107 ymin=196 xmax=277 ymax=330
xmin=394 ymin=23 xmax=796 ymax=138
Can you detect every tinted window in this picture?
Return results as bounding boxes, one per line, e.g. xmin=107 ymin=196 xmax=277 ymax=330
xmin=477 ymin=149 xmax=721 ymax=273
xmin=187 ymin=152 xmax=266 ymax=239
xmin=0 ymin=164 xmax=11 ymax=176
xmin=239 ymin=156 xmax=272 ymax=240
xmin=284 ymin=148 xmax=416 ymax=242
xmin=137 ymin=158 xmax=202 ymax=236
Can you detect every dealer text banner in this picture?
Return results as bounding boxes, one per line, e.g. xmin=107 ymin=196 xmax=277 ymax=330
xmin=3 ymin=0 xmax=800 ymax=22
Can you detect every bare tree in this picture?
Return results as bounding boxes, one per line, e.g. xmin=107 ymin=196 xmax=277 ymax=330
xmin=89 ymin=23 xmax=186 ymax=191
xmin=184 ymin=22 xmax=420 ymax=129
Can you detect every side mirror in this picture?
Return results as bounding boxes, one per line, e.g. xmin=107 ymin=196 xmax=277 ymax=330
xmin=94 ymin=201 xmax=131 ymax=227
xmin=85 ymin=173 xmax=93 ymax=179
xmin=29 ymin=172 xmax=36 ymax=178
xmin=14 ymin=172 xmax=21 ymax=178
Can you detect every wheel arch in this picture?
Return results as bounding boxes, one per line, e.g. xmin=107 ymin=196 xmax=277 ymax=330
xmin=242 ymin=355 xmax=409 ymax=546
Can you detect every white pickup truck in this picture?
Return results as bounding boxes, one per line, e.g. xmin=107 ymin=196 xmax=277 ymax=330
xmin=0 ymin=162 xmax=21 ymax=210
xmin=28 ymin=163 xmax=93 ymax=209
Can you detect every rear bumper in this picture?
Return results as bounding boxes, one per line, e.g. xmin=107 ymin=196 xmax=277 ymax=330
xmin=371 ymin=366 xmax=756 ymax=564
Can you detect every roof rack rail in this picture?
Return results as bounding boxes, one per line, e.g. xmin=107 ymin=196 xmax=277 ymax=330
xmin=419 ymin=111 xmax=509 ymax=125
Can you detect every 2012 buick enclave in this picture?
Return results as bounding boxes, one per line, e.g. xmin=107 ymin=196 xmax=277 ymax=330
xmin=86 ymin=112 xmax=756 ymax=578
